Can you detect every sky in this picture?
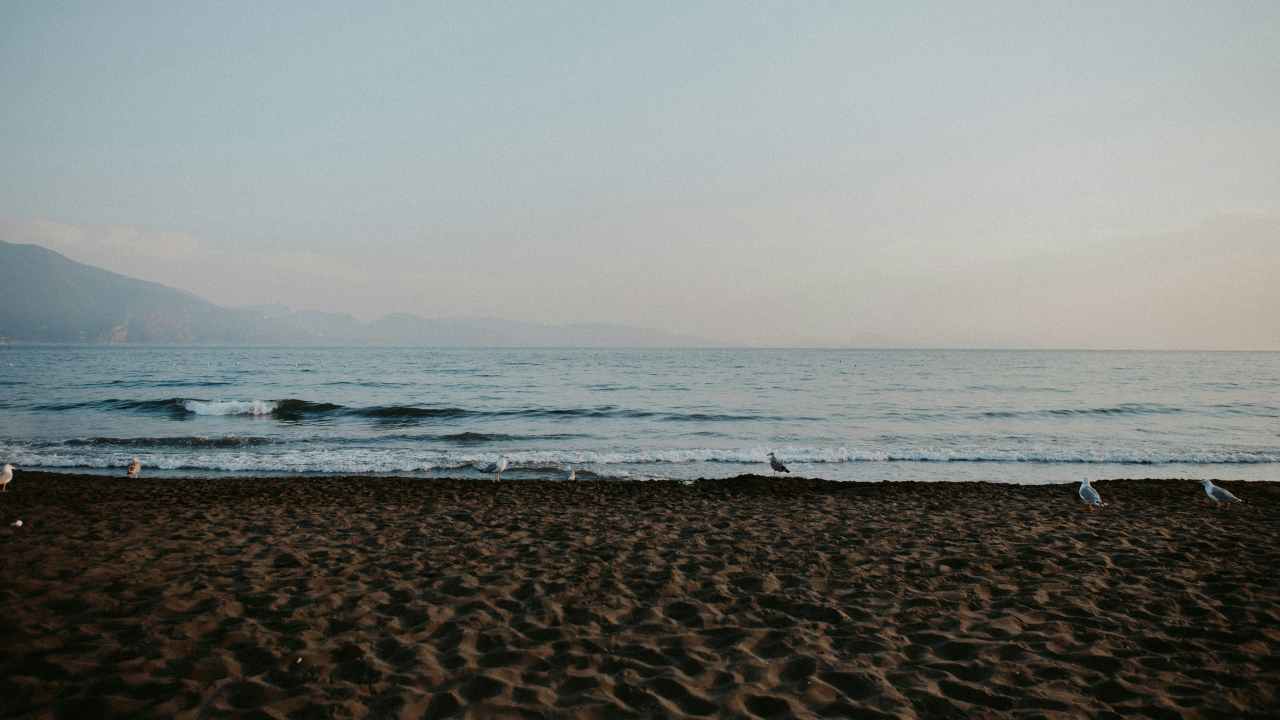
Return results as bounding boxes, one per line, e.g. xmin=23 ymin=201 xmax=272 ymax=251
xmin=2 ymin=1 xmax=1278 ymax=349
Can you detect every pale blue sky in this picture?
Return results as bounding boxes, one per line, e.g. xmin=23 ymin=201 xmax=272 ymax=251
xmin=2 ymin=2 xmax=1278 ymax=347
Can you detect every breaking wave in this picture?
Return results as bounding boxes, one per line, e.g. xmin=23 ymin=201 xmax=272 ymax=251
xmin=27 ymin=398 xmax=807 ymax=423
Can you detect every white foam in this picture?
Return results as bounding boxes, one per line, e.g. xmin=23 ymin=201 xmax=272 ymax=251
xmin=5 ymin=443 xmax=1279 ymax=476
xmin=183 ymin=400 xmax=278 ymax=416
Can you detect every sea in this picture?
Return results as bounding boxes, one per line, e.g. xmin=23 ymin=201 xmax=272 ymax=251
xmin=1 ymin=346 xmax=1277 ymax=484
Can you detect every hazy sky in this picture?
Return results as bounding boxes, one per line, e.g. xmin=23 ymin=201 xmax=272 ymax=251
xmin=2 ymin=2 xmax=1278 ymax=348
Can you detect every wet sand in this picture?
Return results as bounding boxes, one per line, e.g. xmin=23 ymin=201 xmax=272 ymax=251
xmin=1 ymin=473 xmax=1277 ymax=719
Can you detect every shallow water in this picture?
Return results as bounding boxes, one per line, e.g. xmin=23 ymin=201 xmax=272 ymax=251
xmin=1 ymin=346 xmax=1277 ymax=483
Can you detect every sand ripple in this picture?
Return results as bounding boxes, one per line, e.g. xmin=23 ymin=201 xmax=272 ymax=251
xmin=1 ymin=474 xmax=1277 ymax=718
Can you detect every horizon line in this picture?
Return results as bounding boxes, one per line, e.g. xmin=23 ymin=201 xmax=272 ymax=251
xmin=1 ymin=342 xmax=1277 ymax=353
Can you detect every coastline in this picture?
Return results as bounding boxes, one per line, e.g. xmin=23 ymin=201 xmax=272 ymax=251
xmin=2 ymin=473 xmax=1276 ymax=718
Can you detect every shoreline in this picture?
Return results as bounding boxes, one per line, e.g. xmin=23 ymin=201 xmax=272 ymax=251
xmin=2 ymin=473 xmax=1277 ymax=717
xmin=6 ymin=468 xmax=1278 ymax=484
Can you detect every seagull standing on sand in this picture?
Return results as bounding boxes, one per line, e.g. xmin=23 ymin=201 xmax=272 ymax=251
xmin=127 ymin=457 xmax=142 ymax=478
xmin=767 ymin=452 xmax=790 ymax=474
xmin=482 ymin=456 xmax=509 ymax=482
xmin=1201 ymin=479 xmax=1242 ymax=508
xmin=1078 ymin=478 xmax=1105 ymax=511
xmin=0 ymin=464 xmax=12 ymax=492
xmin=567 ymin=467 xmax=576 ymax=482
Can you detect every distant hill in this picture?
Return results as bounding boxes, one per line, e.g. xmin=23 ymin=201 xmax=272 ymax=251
xmin=0 ymin=240 xmax=283 ymax=344
xmin=0 ymin=241 xmax=710 ymax=346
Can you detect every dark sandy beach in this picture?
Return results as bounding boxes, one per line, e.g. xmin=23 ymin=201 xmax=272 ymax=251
xmin=1 ymin=473 xmax=1277 ymax=719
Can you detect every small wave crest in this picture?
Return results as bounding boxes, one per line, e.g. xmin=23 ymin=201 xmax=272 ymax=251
xmin=983 ymin=399 xmax=1182 ymax=417
xmin=181 ymin=399 xmax=344 ymax=418
xmin=319 ymin=380 xmax=412 ymax=388
xmin=979 ymin=403 xmax=1184 ymax=419
xmin=34 ymin=397 xmax=347 ymax=418
xmin=433 ymin=432 xmax=587 ymax=444
xmin=51 ymin=432 xmax=585 ymax=449
xmin=352 ymin=406 xmax=471 ymax=419
xmin=63 ymin=436 xmax=276 ymax=448
xmin=183 ymin=399 xmax=278 ymax=416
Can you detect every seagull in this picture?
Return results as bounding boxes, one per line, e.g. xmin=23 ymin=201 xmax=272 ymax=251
xmin=0 ymin=464 xmax=12 ymax=492
xmin=567 ymin=466 xmax=576 ymax=482
xmin=1078 ymin=478 xmax=1104 ymax=511
xmin=767 ymin=452 xmax=790 ymax=474
xmin=1201 ymin=479 xmax=1242 ymax=508
xmin=127 ymin=457 xmax=142 ymax=478
xmin=482 ymin=456 xmax=509 ymax=482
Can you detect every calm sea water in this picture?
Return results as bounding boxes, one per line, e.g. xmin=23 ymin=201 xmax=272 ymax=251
xmin=1 ymin=346 xmax=1277 ymax=484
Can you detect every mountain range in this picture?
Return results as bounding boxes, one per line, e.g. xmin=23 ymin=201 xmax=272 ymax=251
xmin=0 ymin=241 xmax=709 ymax=346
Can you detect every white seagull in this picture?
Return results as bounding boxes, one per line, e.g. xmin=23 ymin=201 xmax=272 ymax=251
xmin=127 ymin=457 xmax=142 ymax=478
xmin=767 ymin=452 xmax=790 ymax=474
xmin=0 ymin=464 xmax=12 ymax=492
xmin=482 ymin=456 xmax=509 ymax=482
xmin=567 ymin=466 xmax=576 ymax=482
xmin=1201 ymin=479 xmax=1242 ymax=508
xmin=1078 ymin=478 xmax=1104 ymax=511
